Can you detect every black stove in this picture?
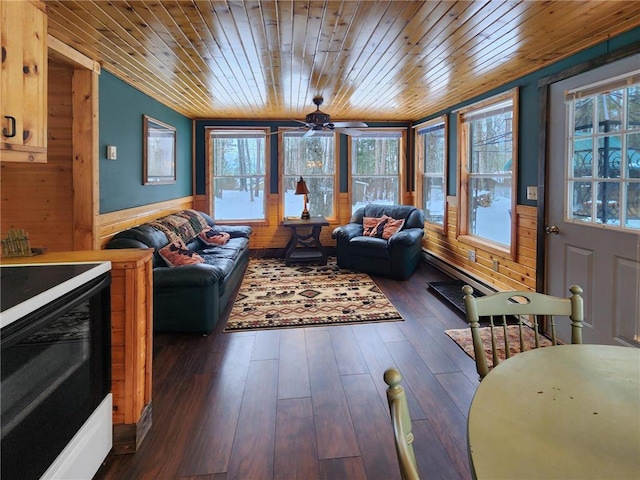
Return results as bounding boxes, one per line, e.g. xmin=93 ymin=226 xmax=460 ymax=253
xmin=0 ymin=264 xmax=100 ymax=312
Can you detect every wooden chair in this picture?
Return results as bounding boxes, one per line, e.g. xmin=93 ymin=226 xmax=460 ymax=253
xmin=462 ymin=285 xmax=584 ymax=380
xmin=383 ymin=368 xmax=420 ymax=480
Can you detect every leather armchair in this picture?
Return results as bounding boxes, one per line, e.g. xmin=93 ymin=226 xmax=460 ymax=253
xmin=332 ymin=205 xmax=425 ymax=280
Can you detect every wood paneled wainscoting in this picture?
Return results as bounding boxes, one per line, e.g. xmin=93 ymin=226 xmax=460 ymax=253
xmin=424 ymin=197 xmax=537 ymax=292
xmin=195 ymin=193 xmax=341 ymax=253
xmin=195 ymin=191 xmax=423 ymax=253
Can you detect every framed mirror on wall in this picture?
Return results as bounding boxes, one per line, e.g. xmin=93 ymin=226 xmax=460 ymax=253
xmin=143 ymin=115 xmax=176 ymax=185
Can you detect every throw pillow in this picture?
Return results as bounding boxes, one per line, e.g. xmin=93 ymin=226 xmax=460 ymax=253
xmin=381 ymin=217 xmax=405 ymax=239
xmin=159 ymin=240 xmax=204 ymax=267
xmin=363 ymin=216 xmax=386 ymax=237
xmin=362 ymin=215 xmax=405 ymax=239
xmin=198 ymin=227 xmax=231 ymax=246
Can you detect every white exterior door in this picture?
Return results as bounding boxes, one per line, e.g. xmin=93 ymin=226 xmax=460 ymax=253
xmin=547 ymin=54 xmax=640 ymax=346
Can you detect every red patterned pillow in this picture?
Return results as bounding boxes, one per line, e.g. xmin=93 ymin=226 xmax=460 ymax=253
xmin=381 ymin=217 xmax=405 ymax=239
xmin=198 ymin=227 xmax=230 ymax=246
xmin=363 ymin=216 xmax=386 ymax=237
xmin=159 ymin=240 xmax=204 ymax=267
xmin=362 ymin=215 xmax=405 ymax=239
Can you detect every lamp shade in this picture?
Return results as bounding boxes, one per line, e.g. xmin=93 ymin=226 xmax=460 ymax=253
xmin=295 ymin=177 xmax=310 ymax=195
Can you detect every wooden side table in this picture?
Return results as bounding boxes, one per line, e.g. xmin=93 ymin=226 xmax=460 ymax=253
xmin=283 ymin=216 xmax=329 ymax=266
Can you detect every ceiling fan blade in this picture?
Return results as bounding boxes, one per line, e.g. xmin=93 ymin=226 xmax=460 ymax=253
xmin=331 ymin=121 xmax=368 ymax=128
xmin=334 ymin=127 xmax=363 ymax=136
xmin=267 ymin=126 xmax=308 ymax=135
xmin=293 ymin=119 xmax=312 ymax=126
xmin=303 ymin=128 xmax=316 ymax=138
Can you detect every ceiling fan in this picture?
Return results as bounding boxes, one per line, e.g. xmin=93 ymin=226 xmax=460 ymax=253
xmin=292 ymin=96 xmax=368 ymax=137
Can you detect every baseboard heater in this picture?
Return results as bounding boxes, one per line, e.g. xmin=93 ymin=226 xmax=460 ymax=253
xmin=422 ymin=250 xmax=498 ymax=296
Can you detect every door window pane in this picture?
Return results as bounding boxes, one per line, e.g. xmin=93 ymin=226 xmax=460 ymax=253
xmin=572 ymin=138 xmax=593 ymax=178
xmin=566 ymin=76 xmax=640 ymax=231
xmin=598 ymin=135 xmax=621 ymax=178
xmin=574 ymin=97 xmax=594 ymax=135
xmin=598 ymin=89 xmax=623 ymax=133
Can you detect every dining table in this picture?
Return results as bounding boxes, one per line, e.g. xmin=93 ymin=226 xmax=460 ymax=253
xmin=467 ymin=344 xmax=640 ymax=479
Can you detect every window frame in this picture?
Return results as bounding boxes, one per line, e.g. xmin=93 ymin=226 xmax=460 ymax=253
xmin=205 ymin=126 xmax=270 ymax=224
xmin=457 ymin=88 xmax=519 ymax=260
xmin=414 ymin=116 xmax=448 ymax=232
xmin=347 ymin=128 xmax=406 ymax=214
xmin=279 ymin=129 xmax=339 ymax=222
xmin=564 ymin=73 xmax=640 ymax=231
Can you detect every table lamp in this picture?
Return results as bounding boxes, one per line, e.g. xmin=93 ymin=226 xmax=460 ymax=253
xmin=295 ymin=176 xmax=310 ymax=219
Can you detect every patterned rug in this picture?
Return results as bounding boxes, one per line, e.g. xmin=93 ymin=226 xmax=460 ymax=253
xmin=224 ymin=258 xmax=403 ymax=331
xmin=444 ymin=325 xmax=554 ymax=368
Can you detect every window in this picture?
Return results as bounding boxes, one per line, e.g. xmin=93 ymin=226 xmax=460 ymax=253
xmin=565 ymin=72 xmax=640 ymax=231
xmin=350 ymin=130 xmax=404 ymax=214
xmin=458 ymin=89 xmax=518 ymax=257
xmin=415 ymin=117 xmax=447 ymax=227
xmin=281 ymin=131 xmax=336 ymax=218
xmin=207 ymin=128 xmax=268 ymax=221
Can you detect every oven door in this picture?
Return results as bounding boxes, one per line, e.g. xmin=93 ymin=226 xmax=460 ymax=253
xmin=1 ymin=272 xmax=111 ymax=480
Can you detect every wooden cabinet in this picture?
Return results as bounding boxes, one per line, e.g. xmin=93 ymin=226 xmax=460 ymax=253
xmin=1 ymin=249 xmax=154 ymax=453
xmin=1 ymin=0 xmax=47 ymax=163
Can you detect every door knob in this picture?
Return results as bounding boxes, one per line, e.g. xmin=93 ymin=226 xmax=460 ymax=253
xmin=545 ymin=225 xmax=560 ymax=235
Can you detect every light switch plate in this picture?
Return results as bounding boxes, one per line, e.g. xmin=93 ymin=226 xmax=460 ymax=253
xmin=526 ymin=185 xmax=537 ymax=200
xmin=106 ymin=145 xmax=117 ymax=160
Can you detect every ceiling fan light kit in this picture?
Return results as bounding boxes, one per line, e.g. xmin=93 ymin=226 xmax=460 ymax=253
xmin=294 ymin=96 xmax=368 ymax=137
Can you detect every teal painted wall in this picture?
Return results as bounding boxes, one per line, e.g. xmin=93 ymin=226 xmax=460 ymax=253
xmin=99 ymin=71 xmax=192 ymax=214
xmin=414 ymin=26 xmax=640 ymax=205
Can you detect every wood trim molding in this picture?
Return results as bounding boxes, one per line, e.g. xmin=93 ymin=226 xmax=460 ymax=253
xmin=48 ymin=34 xmax=100 ymax=72
xmin=72 ymin=68 xmax=100 ymax=250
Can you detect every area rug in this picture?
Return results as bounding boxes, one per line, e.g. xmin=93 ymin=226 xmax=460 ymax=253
xmin=224 ymin=258 xmax=403 ymax=331
xmin=444 ymin=325 xmax=554 ymax=368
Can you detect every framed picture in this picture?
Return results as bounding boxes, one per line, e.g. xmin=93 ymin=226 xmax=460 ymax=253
xmin=143 ymin=115 xmax=176 ymax=185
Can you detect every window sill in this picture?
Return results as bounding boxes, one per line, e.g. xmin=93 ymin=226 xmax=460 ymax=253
xmin=457 ymin=234 xmax=515 ymax=261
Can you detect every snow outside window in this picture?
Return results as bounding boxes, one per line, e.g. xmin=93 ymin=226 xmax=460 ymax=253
xmin=209 ymin=129 xmax=268 ymax=221
xmin=282 ymin=131 xmax=336 ymax=218
xmin=416 ymin=118 xmax=447 ymax=226
xmin=350 ymin=130 xmax=403 ymax=214
xmin=458 ymin=89 xmax=518 ymax=257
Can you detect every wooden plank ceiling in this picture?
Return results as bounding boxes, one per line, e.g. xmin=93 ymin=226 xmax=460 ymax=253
xmin=44 ymin=1 xmax=640 ymax=122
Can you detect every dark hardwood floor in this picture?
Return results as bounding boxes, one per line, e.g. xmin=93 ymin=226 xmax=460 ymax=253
xmin=95 ymin=259 xmax=479 ymax=480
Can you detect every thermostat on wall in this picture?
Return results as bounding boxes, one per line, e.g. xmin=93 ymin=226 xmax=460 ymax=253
xmin=106 ymin=145 xmax=117 ymax=160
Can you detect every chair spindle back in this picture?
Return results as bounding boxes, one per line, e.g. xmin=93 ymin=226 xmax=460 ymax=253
xmin=462 ymin=285 xmax=584 ymax=380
